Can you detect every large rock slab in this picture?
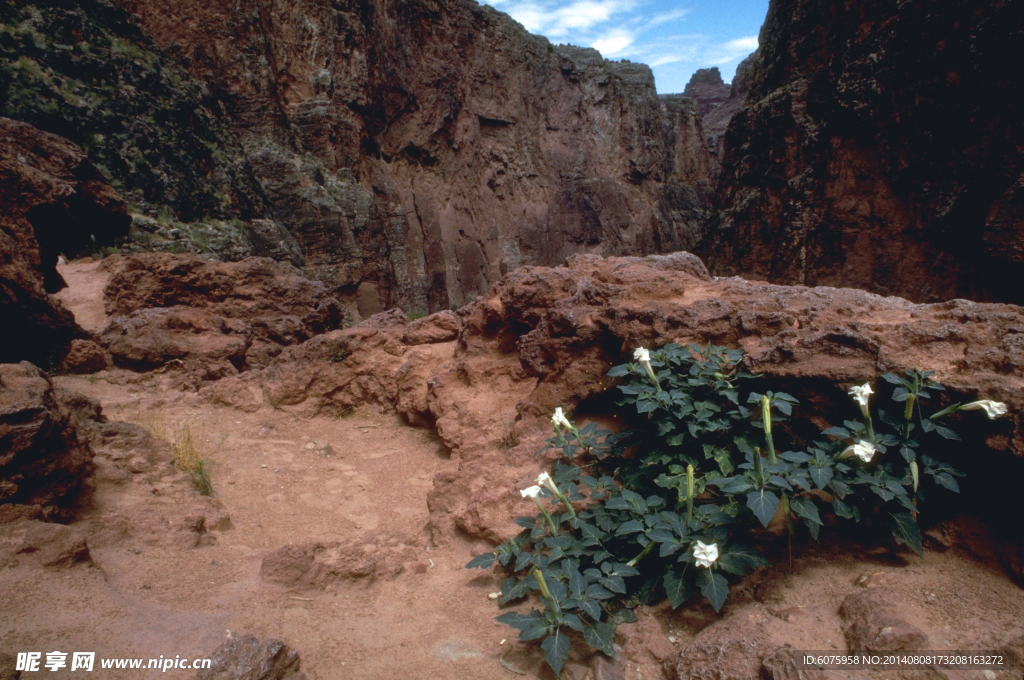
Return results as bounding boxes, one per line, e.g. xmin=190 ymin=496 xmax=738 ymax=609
xmin=98 ymin=254 xmax=348 ymax=373
xmin=0 ymin=362 xmax=94 ymax=520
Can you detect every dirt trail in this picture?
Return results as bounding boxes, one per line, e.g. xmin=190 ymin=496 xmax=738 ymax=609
xmin=54 ymin=259 xmax=110 ymax=333
xmin=2 ymin=260 xmax=1023 ymax=680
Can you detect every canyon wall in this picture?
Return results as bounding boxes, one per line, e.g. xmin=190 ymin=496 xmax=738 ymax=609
xmin=115 ymin=0 xmax=713 ymax=316
xmin=702 ymin=0 xmax=1024 ymax=304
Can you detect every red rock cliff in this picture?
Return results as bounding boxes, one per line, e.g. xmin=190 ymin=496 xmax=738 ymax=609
xmin=114 ymin=0 xmax=712 ymax=316
xmin=702 ymin=0 xmax=1024 ymax=304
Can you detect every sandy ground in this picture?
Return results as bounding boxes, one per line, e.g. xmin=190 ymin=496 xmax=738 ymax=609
xmin=0 ymin=260 xmax=1021 ymax=680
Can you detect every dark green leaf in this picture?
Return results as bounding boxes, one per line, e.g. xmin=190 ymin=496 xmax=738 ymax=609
xmin=934 ymin=472 xmax=960 ymax=492
xmin=495 ymin=611 xmax=543 ymax=630
xmin=833 ymin=497 xmax=855 ymax=519
xmin=663 ymin=567 xmax=692 ymax=609
xmin=584 ymin=622 xmax=616 ymax=656
xmin=808 ymin=465 xmax=833 ymax=489
xmin=790 ymin=497 xmax=821 ymax=526
xmin=821 ymin=426 xmax=850 ymax=438
xmin=577 ymin=597 xmax=601 ymax=620
xmin=514 ymin=516 xmax=537 ymax=529
xmin=715 ymin=477 xmax=754 ymax=494
xmin=542 ymin=629 xmax=572 ymax=675
xmin=725 ymin=544 xmax=770 ymax=569
xmin=936 ymin=426 xmax=961 ymax=441
xmin=779 ymin=451 xmax=811 ymax=463
xmin=586 ymin=584 xmax=614 ymax=600
xmin=615 ymin=519 xmax=645 ymax=536
xmin=562 ymin=613 xmax=584 ymax=632
xmin=499 ymin=577 xmax=532 ymax=605
xmin=714 ymin=554 xmax=746 ymax=575
xmin=607 ymin=365 xmax=631 ymax=377
xmin=601 ymin=575 xmax=627 ymax=594
xmin=520 ymin=621 xmax=550 ymax=641
xmin=890 ymin=512 xmax=923 ymax=555
xmin=775 ymin=400 xmax=793 ymax=416
xmin=697 ymin=570 xmax=730 ymax=612
xmin=746 ymin=489 xmax=780 ymax=527
xmin=465 ymin=552 xmax=496 ymax=569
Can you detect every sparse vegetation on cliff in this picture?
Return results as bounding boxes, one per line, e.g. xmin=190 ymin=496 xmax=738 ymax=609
xmin=0 ymin=0 xmax=264 ymax=226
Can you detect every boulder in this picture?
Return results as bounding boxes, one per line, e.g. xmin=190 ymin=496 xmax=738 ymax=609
xmin=195 ymin=635 xmax=306 ymax=680
xmin=97 ymin=254 xmax=349 ymax=374
xmin=0 ymin=362 xmax=94 ymax=520
xmin=839 ymin=588 xmax=929 ymax=652
xmin=60 ymin=339 xmax=108 ymax=374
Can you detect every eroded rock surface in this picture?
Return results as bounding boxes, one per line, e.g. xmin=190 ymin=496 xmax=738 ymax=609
xmin=98 ymin=254 xmax=348 ymax=375
xmin=839 ymin=588 xmax=929 ymax=652
xmin=704 ymin=0 xmax=1024 ymax=304
xmin=196 ymin=635 xmax=306 ymax=680
xmin=0 ymin=363 xmax=95 ymax=520
xmin=0 ymin=118 xmax=129 ymax=365
xmin=114 ymin=0 xmax=713 ymax=313
xmin=199 ymin=252 xmax=1024 ymax=547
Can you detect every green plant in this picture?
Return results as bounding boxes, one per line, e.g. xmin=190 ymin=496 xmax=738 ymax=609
xmin=467 ymin=343 xmax=1007 ymax=675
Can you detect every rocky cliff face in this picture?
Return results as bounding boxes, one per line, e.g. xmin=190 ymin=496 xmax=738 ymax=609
xmin=115 ymin=0 xmax=712 ymax=316
xmin=702 ymin=0 xmax=1024 ymax=304
xmin=0 ymin=118 xmax=129 ymax=366
xmin=682 ymin=56 xmax=755 ymax=176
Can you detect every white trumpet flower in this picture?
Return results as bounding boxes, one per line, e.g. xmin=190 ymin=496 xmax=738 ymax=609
xmin=960 ymin=400 xmax=1008 ymax=419
xmin=693 ymin=541 xmax=719 ymax=569
xmin=520 ymin=485 xmax=542 ymax=499
xmin=849 ymin=383 xmax=873 ymax=418
xmin=536 ymin=472 xmax=559 ymax=496
xmin=537 ymin=471 xmax=576 ymax=518
xmin=840 ymin=440 xmax=877 ymax=463
xmin=634 ymin=346 xmax=660 ymax=390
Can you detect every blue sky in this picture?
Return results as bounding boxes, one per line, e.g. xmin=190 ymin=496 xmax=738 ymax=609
xmin=485 ymin=0 xmax=770 ymax=94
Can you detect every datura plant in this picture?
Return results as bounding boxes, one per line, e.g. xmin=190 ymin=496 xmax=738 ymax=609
xmin=467 ymin=344 xmax=1008 ymax=676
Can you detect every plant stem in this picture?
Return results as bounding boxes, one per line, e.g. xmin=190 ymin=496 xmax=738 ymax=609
xmin=626 ymin=541 xmax=656 ymax=568
xmin=685 ymin=464 xmax=695 ymax=523
xmin=531 ymin=498 xmax=559 ymax=534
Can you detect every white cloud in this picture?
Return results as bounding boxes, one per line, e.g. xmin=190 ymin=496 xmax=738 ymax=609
xmin=591 ymin=29 xmax=635 ymax=56
xmin=706 ymin=35 xmax=759 ymax=64
xmin=643 ymin=8 xmax=690 ymax=30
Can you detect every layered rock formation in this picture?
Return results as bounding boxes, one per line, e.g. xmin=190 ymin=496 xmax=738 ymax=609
xmin=98 ymin=254 xmax=347 ymax=376
xmin=703 ymin=0 xmax=1024 ymax=304
xmin=0 ymin=363 xmax=95 ymax=521
xmin=0 ymin=118 xmax=129 ymax=366
xmin=114 ymin=0 xmax=713 ymax=315
xmin=681 ymin=56 xmax=755 ymax=172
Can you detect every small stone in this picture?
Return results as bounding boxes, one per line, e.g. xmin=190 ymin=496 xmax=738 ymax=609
xmin=488 ymin=592 xmax=501 ymax=600
xmin=261 ymin=464 xmax=268 ymax=468
xmin=983 ymin=671 xmax=996 ymax=680
xmin=668 ymin=636 xmax=677 ymax=643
